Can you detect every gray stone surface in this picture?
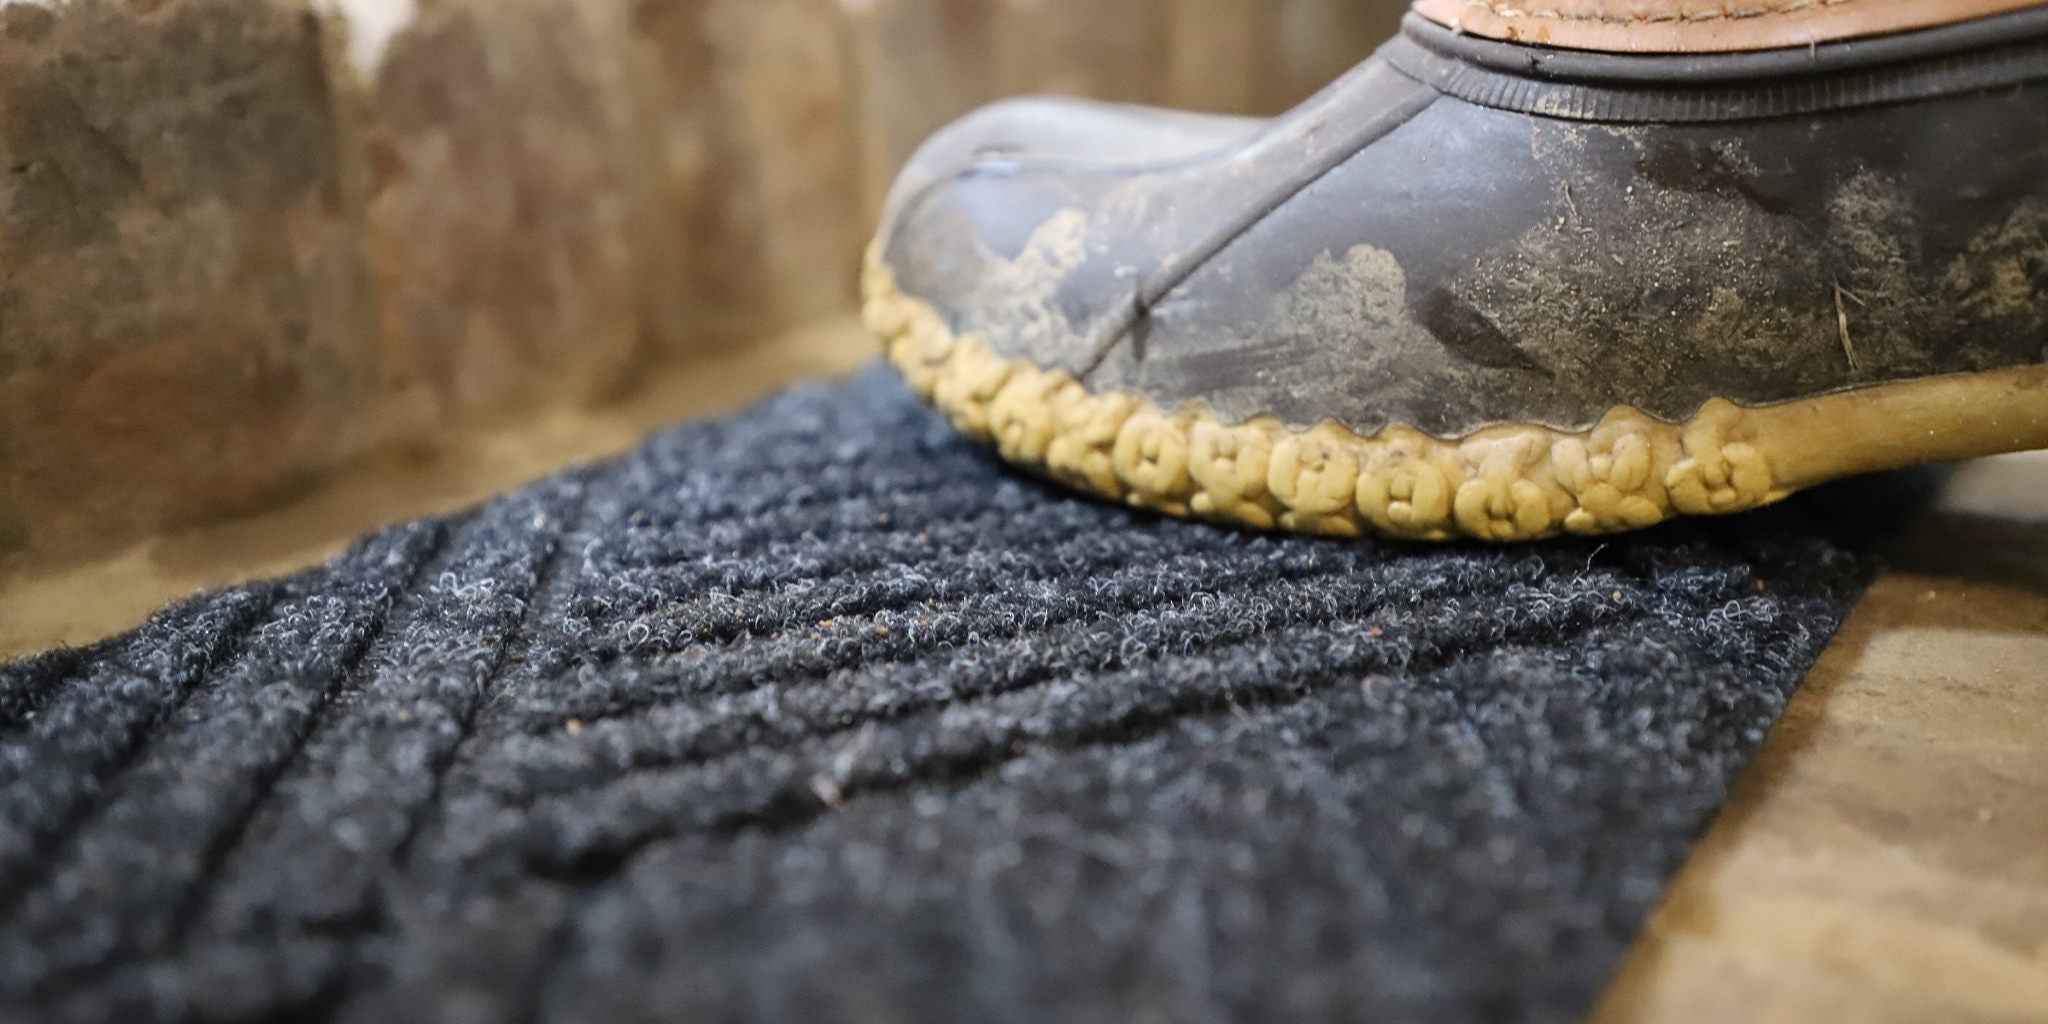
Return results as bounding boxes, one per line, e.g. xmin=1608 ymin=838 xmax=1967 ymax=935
xmin=0 ymin=0 xmax=377 ymax=559
xmin=0 ymin=0 xmax=1403 ymax=566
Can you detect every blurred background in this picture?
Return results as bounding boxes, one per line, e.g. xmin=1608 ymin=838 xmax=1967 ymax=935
xmin=6 ymin=11 xmax=2045 ymax=1024
xmin=0 ymin=0 xmax=1403 ymax=650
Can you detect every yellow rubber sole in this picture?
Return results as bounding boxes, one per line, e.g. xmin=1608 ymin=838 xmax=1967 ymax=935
xmin=864 ymin=252 xmax=2048 ymax=542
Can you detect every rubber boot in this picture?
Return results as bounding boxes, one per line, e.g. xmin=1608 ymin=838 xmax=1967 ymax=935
xmin=864 ymin=1 xmax=2048 ymax=541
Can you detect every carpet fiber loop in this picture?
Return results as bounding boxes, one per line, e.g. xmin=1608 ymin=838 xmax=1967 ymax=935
xmin=0 ymin=367 xmax=1920 ymax=1024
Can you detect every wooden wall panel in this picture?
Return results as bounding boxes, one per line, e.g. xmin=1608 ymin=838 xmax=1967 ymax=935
xmin=1164 ymin=0 xmax=1276 ymax=115
xmin=840 ymin=0 xmax=1003 ymax=226
xmin=992 ymin=0 xmax=1171 ymax=102
xmin=365 ymin=0 xmax=658 ymax=428
xmin=636 ymin=0 xmax=866 ymax=350
xmin=1268 ymin=0 xmax=1406 ymax=109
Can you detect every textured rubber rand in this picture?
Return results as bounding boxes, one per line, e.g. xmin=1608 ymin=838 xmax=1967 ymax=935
xmin=866 ymin=250 xmax=2048 ymax=542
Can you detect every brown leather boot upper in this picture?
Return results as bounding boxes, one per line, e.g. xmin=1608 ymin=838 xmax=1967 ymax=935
xmin=1412 ymin=0 xmax=2045 ymax=52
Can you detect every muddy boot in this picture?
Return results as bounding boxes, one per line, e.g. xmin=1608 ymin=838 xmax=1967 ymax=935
xmin=863 ymin=1 xmax=2048 ymax=542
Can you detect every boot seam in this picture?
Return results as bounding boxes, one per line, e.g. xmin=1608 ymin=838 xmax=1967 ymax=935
xmin=1387 ymin=8 xmax=2048 ymax=122
xmin=1452 ymin=0 xmax=1857 ymax=28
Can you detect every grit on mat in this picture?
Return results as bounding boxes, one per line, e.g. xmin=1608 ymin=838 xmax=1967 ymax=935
xmin=0 ymin=367 xmax=1929 ymax=1023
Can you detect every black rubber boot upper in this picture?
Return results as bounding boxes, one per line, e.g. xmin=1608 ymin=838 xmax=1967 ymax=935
xmin=876 ymin=8 xmax=2048 ymax=437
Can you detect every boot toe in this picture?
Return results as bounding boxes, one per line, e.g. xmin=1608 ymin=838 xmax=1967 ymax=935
xmin=866 ymin=11 xmax=2048 ymax=541
xmin=871 ymin=97 xmax=1261 ymax=374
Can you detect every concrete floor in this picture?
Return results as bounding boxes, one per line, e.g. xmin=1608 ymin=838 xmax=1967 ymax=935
xmin=2 ymin=336 xmax=2043 ymax=1022
xmin=1600 ymin=452 xmax=2048 ymax=1023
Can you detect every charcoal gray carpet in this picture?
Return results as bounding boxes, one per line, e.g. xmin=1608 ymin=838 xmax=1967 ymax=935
xmin=0 ymin=366 xmax=1922 ymax=1024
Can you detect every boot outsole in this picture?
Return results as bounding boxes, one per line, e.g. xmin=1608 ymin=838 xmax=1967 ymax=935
xmin=866 ymin=249 xmax=2048 ymax=542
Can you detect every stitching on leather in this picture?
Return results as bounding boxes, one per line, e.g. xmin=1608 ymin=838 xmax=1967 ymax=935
xmin=1456 ymin=0 xmax=1856 ymax=27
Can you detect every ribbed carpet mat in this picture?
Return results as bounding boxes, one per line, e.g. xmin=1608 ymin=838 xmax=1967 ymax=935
xmin=0 ymin=366 xmax=1919 ymax=1024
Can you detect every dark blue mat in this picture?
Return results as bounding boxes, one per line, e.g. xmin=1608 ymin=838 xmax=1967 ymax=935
xmin=0 ymin=366 xmax=1919 ymax=1024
